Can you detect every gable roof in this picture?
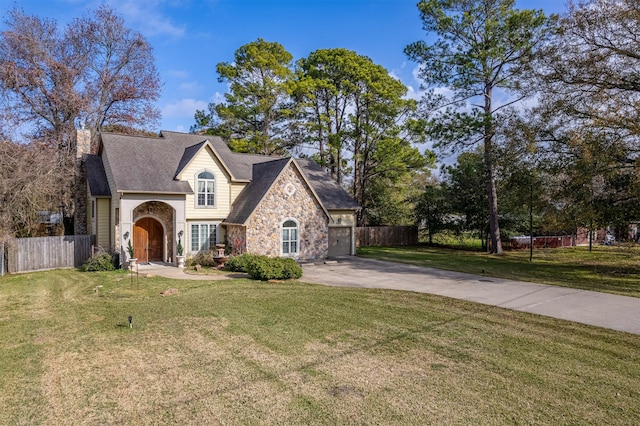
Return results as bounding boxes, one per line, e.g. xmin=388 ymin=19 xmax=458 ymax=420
xmin=224 ymin=158 xmax=291 ymax=225
xmin=173 ymin=139 xmax=235 ymax=181
xmin=162 ymin=131 xmax=274 ymax=182
xmin=100 ymin=132 xmax=194 ymax=194
xmin=174 ymin=140 xmax=205 ymax=179
xmin=296 ymin=158 xmax=360 ymax=210
xmin=94 ymin=130 xmax=359 ymax=210
xmin=224 ymin=158 xmax=332 ymax=225
xmin=85 ymin=154 xmax=111 ymax=197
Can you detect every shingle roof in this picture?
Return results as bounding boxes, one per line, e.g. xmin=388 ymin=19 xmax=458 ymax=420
xmin=174 ymin=140 xmax=206 ymax=179
xmin=85 ymin=154 xmax=111 ymax=197
xmin=224 ymin=158 xmax=291 ymax=225
xmin=96 ymin=131 xmax=359 ymax=210
xmin=100 ymin=132 xmax=195 ymax=193
xmin=295 ymin=158 xmax=360 ymax=210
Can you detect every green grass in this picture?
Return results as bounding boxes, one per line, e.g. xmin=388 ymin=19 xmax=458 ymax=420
xmin=423 ymin=230 xmax=484 ymax=250
xmin=358 ymin=245 xmax=640 ymax=297
xmin=1 ymin=269 xmax=639 ymax=424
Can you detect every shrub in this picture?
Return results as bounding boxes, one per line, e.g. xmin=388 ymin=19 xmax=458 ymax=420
xmin=242 ymin=254 xmax=302 ymax=281
xmin=225 ymin=253 xmax=258 ymax=273
xmin=245 ymin=256 xmax=281 ymax=280
xmin=186 ymin=251 xmax=216 ymax=267
xmin=83 ymin=253 xmax=115 ymax=272
xmin=279 ymin=257 xmax=302 ymax=279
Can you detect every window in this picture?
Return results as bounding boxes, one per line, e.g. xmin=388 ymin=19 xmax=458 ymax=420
xmin=190 ymin=223 xmax=218 ymax=252
xmin=281 ymin=219 xmax=298 ymax=255
xmin=196 ymin=171 xmax=215 ymax=207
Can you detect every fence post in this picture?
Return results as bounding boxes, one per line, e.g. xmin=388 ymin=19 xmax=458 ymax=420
xmin=1 ymin=242 xmax=4 ymax=277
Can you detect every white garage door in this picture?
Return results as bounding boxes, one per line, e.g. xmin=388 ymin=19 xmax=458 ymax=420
xmin=328 ymin=227 xmax=352 ymax=257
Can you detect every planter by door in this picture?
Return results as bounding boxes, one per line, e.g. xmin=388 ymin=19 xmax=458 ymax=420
xmin=133 ymin=217 xmax=163 ymax=263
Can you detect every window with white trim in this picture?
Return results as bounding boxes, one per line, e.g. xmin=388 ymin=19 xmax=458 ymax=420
xmin=196 ymin=171 xmax=215 ymax=207
xmin=281 ymin=219 xmax=298 ymax=255
xmin=190 ymin=223 xmax=218 ymax=252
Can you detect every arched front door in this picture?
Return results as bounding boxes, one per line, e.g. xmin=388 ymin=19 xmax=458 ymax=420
xmin=133 ymin=217 xmax=163 ymax=262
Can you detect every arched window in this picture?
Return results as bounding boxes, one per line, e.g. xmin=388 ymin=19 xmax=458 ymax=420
xmin=281 ymin=219 xmax=298 ymax=255
xmin=196 ymin=171 xmax=215 ymax=207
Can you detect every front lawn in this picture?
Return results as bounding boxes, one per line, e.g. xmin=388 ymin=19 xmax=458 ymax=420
xmin=0 ymin=269 xmax=638 ymax=424
xmin=358 ymin=245 xmax=640 ymax=297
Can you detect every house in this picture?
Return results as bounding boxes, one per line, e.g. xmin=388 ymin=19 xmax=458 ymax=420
xmin=82 ymin=130 xmax=359 ymax=266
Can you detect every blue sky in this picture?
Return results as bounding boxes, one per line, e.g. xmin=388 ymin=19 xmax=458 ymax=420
xmin=1 ymin=0 xmax=567 ymax=133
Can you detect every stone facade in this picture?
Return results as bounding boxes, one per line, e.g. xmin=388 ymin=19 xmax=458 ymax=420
xmin=226 ymin=225 xmax=246 ymax=255
xmin=74 ymin=129 xmax=92 ymax=235
xmin=243 ymin=164 xmax=328 ymax=260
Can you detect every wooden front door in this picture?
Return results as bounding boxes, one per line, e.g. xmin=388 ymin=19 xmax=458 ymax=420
xmin=133 ymin=217 xmax=163 ymax=262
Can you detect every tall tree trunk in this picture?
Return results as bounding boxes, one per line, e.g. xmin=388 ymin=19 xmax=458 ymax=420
xmin=484 ymin=84 xmax=503 ymax=254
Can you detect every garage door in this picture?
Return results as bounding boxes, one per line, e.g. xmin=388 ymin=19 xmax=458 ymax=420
xmin=328 ymin=227 xmax=352 ymax=257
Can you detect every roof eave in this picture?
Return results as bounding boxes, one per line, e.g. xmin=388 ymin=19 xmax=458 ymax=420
xmin=290 ymin=159 xmax=332 ymax=221
xmin=117 ymin=190 xmax=192 ymax=195
xmin=174 ymin=139 xmax=238 ymax=181
xmin=220 ymin=221 xmax=246 ymax=227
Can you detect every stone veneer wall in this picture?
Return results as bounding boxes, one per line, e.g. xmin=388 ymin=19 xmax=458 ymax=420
xmin=226 ymin=225 xmax=246 ymax=255
xmin=74 ymin=129 xmax=92 ymax=235
xmin=245 ymin=164 xmax=328 ymax=260
xmin=133 ymin=201 xmax=175 ymax=261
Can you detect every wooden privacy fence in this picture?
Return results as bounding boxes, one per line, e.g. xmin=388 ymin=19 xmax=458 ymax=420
xmin=7 ymin=235 xmax=95 ymax=274
xmin=356 ymin=226 xmax=418 ymax=247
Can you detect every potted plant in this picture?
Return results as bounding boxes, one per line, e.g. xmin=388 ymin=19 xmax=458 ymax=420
xmin=126 ymin=238 xmax=136 ymax=267
xmin=176 ymin=235 xmax=185 ymax=268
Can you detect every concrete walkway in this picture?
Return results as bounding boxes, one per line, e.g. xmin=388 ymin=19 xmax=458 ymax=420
xmin=132 ymin=262 xmax=232 ymax=280
xmin=301 ymin=256 xmax=640 ymax=336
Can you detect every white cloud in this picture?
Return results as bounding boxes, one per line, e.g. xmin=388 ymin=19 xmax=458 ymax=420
xmin=404 ymin=84 xmax=422 ymax=100
xmin=168 ymin=69 xmax=190 ymax=79
xmin=162 ymin=98 xmax=208 ymax=119
xmin=209 ymin=92 xmax=225 ymax=104
xmin=117 ymin=1 xmax=185 ymax=38
xmin=432 ymin=86 xmax=456 ymax=99
xmin=412 ymin=65 xmax=424 ymax=83
xmin=388 ymin=70 xmax=401 ymax=81
xmin=178 ymin=81 xmax=203 ymax=92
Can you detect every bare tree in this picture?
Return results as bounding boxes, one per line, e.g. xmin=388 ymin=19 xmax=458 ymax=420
xmin=0 ymin=8 xmax=84 ymax=151
xmin=0 ymin=140 xmax=67 ymax=239
xmin=0 ymin=6 xmax=161 ymax=235
xmin=0 ymin=6 xmax=161 ymax=149
xmin=70 ymin=5 xmax=161 ymax=146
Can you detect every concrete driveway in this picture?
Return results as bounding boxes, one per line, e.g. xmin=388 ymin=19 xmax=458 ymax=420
xmin=301 ymin=256 xmax=640 ymax=336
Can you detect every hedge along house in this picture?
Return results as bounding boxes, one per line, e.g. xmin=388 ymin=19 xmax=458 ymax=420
xmin=83 ymin=130 xmax=359 ymax=266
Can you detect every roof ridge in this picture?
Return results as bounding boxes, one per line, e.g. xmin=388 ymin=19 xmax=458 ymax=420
xmin=101 ymin=132 xmax=161 ymax=140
